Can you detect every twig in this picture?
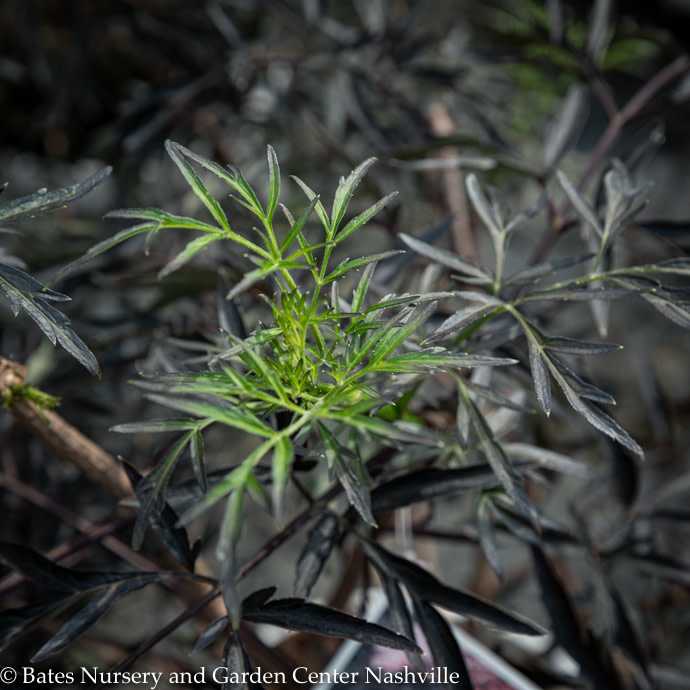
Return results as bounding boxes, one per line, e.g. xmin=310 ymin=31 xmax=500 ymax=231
xmin=0 ymin=357 xmax=132 ymax=499
xmin=428 ymin=102 xmax=479 ymax=263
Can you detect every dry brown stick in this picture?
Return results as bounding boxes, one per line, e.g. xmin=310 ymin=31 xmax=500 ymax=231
xmin=428 ymin=102 xmax=479 ymax=263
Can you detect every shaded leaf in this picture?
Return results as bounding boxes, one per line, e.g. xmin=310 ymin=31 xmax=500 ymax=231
xmin=399 ymin=232 xmax=493 ymax=284
xmin=478 ymin=497 xmax=503 ymax=580
xmin=557 ymin=170 xmax=603 ymax=236
xmin=371 ymin=465 xmax=497 ymax=513
xmin=411 ymin=598 xmax=473 ymax=690
xmin=466 ymin=173 xmax=502 ymax=242
xmin=0 ymin=265 xmax=99 ymax=375
xmin=0 ymin=166 xmax=111 ymax=225
xmin=244 ymin=599 xmax=420 ymax=651
xmin=369 ymin=559 xmax=425 ymax=671
xmin=193 ymin=615 xmax=228 ymax=653
xmin=294 ymin=514 xmax=343 ymax=598
xmin=122 ymin=462 xmax=199 ymax=570
xmin=543 ymin=84 xmax=587 ymax=172
xmin=528 ymin=338 xmax=552 ymax=416
xmin=31 ymin=577 xmax=158 ymax=662
xmin=366 ymin=542 xmax=542 ymax=635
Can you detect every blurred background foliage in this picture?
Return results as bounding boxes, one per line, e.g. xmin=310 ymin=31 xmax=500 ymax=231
xmin=2 ymin=0 xmax=690 ymax=684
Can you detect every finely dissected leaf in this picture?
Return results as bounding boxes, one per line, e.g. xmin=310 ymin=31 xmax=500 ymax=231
xmin=272 ymin=436 xmax=292 ymax=524
xmin=193 ymin=615 xmax=229 ymax=653
xmin=399 ymin=232 xmax=493 ymax=284
xmin=221 ymin=631 xmax=247 ymax=690
xmin=122 ymin=462 xmax=198 ymax=570
xmin=158 ymin=232 xmax=222 ymax=278
xmin=0 ymin=166 xmax=111 ymax=225
xmin=145 ymin=395 xmax=276 ymax=438
xmin=130 ymin=432 xmax=194 ymax=550
xmin=31 ymin=577 xmax=158 ymax=662
xmin=331 ymin=157 xmax=378 ymax=235
xmin=531 ymin=545 xmax=621 ymax=690
xmin=640 ymin=291 xmax=690 ymax=329
xmin=318 ymin=422 xmax=375 ymax=526
xmin=0 ymin=542 xmax=84 ymax=592
xmin=424 ymin=303 xmax=502 ymax=344
xmin=557 ymin=170 xmax=603 ymax=236
xmin=351 ymin=260 xmax=378 ymax=313
xmin=294 ymin=513 xmax=342 ymax=598
xmin=280 ymin=196 xmax=319 ymax=255
xmin=266 ymin=144 xmax=281 ymax=222
xmin=165 ymin=140 xmax=229 ymax=228
xmin=367 ymin=542 xmax=542 ymax=635
xmin=527 ymin=338 xmax=552 ymax=416
xmin=543 ymin=335 xmax=621 ymax=356
xmin=324 ymin=250 xmax=403 ymax=283
xmin=505 ymin=253 xmax=593 ymax=286
xmin=502 ymin=443 xmax=591 ymax=477
xmin=290 ymin=175 xmax=331 ymax=233
xmin=189 ymin=429 xmax=207 ymax=493
xmin=369 ymin=558 xmax=425 ymax=671
xmin=0 ymin=597 xmax=75 ymax=653
xmin=244 ymin=599 xmax=420 ymax=651
xmin=466 ymin=173 xmax=503 ymax=242
xmin=111 ymin=418 xmax=202 ymax=433
xmin=411 ymin=598 xmax=473 ymax=690
xmin=0 ymin=265 xmax=100 ymax=375
xmin=336 ymin=191 xmax=398 ymax=243
xmin=543 ymin=84 xmax=587 ymax=172
xmin=371 ymin=466 xmax=497 ymax=513
xmin=374 ymin=351 xmax=516 ymax=374
xmin=462 ymin=381 xmax=533 ymax=413
xmin=219 ymin=496 xmax=243 ymax=629
xmin=556 ymin=376 xmax=644 ymax=457
xmin=465 ymin=397 xmax=541 ymax=532
xmin=50 ymin=221 xmax=158 ymax=284
xmin=368 ymin=302 xmax=438 ymax=365
xmin=478 ymin=497 xmax=504 ymax=581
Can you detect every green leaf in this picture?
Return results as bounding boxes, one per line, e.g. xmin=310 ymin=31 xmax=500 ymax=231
xmin=336 ymin=192 xmax=398 ymax=243
xmin=272 ymin=436 xmax=293 ymax=524
xmin=158 ymin=232 xmax=223 ymax=278
xmin=112 ymin=418 xmax=205 ymax=436
xmin=165 ymin=140 xmax=229 ymax=229
xmin=331 ymin=157 xmax=378 ymax=236
xmin=290 ymin=175 xmax=331 ymax=233
xmin=324 ymin=250 xmax=403 ymax=284
xmin=50 ymin=222 xmax=158 ymax=284
xmin=145 ymin=395 xmax=276 ymax=438
xmin=280 ymin=196 xmax=319 ymax=254
xmin=266 ymin=144 xmax=281 ymax=222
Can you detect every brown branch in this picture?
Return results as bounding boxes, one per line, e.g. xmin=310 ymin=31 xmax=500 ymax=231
xmin=427 ymin=102 xmax=479 ymax=263
xmin=1 ymin=357 xmax=132 ymax=500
